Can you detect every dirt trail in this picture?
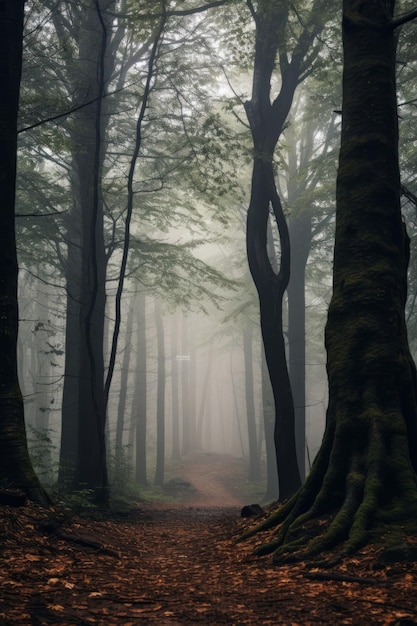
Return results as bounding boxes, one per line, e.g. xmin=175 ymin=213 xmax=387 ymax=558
xmin=1 ymin=454 xmax=416 ymax=625
xmin=176 ymin=454 xmax=246 ymax=508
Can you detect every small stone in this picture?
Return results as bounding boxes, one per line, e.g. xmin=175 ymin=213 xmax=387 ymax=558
xmin=241 ymin=503 xmax=264 ymax=518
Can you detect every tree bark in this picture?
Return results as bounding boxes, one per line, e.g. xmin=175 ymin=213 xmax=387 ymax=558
xmin=261 ymin=346 xmax=279 ymax=500
xmin=287 ymin=214 xmax=311 ymax=481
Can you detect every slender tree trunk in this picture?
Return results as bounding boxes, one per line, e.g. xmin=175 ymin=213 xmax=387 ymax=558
xmin=134 ymin=291 xmax=147 ymax=485
xmin=154 ymin=299 xmax=165 ymax=486
xmin=189 ymin=334 xmax=197 ymax=450
xmin=181 ymin=316 xmax=190 ymax=455
xmin=171 ymin=315 xmax=180 ymax=460
xmin=196 ymin=343 xmax=213 ymax=449
xmin=245 ymin=0 xmax=312 ymax=500
xmin=114 ymin=300 xmax=134 ymax=474
xmin=230 ymin=357 xmax=246 ymax=457
xmin=243 ymin=320 xmax=261 ymax=481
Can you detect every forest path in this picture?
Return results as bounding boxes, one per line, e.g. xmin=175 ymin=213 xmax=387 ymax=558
xmin=159 ymin=452 xmax=248 ymax=508
xmin=1 ymin=454 xmax=416 ymax=625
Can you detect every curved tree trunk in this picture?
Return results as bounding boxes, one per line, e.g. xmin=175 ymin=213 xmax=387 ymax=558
xmin=245 ymin=0 xmax=326 ymax=500
xmin=246 ymin=154 xmax=301 ymax=499
xmin=0 ymin=1 xmax=48 ymax=505
xmin=241 ymin=0 xmax=417 ymax=562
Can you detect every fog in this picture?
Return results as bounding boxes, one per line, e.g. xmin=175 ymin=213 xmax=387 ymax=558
xmin=14 ymin=0 xmax=341 ymax=503
xmin=17 ymin=227 xmax=331 ymax=502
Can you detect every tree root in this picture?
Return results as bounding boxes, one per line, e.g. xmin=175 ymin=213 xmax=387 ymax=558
xmin=239 ymin=409 xmax=417 ymax=563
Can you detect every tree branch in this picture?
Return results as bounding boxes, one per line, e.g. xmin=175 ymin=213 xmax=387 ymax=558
xmin=246 ymin=0 xmax=257 ymax=22
xmin=18 ymin=83 xmax=135 ymax=134
xmin=392 ymin=7 xmax=417 ymax=28
xmin=140 ymin=0 xmax=230 ymax=19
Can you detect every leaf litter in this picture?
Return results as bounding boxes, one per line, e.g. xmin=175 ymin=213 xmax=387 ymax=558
xmin=0 ymin=454 xmax=416 ymax=625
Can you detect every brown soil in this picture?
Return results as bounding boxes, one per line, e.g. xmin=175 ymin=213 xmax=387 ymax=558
xmin=1 ymin=453 xmax=417 ymax=625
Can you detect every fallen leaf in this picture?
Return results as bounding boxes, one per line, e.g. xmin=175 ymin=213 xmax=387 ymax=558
xmin=47 ymin=604 xmax=65 ymax=612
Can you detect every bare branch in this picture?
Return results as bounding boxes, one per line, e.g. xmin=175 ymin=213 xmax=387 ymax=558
xmin=18 ymin=83 xmax=136 ymax=134
xmin=392 ymin=7 xmax=417 ymax=28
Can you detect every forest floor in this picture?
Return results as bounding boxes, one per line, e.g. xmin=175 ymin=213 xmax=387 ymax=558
xmin=1 ymin=453 xmax=417 ymax=625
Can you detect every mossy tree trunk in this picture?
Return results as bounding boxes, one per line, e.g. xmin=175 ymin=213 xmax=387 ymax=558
xmin=0 ymin=1 xmax=48 ymax=505
xmin=241 ymin=0 xmax=417 ymax=562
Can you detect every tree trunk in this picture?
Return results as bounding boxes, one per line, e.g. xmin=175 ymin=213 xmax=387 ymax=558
xmin=171 ymin=315 xmax=181 ymax=460
xmin=241 ymin=0 xmax=417 ymax=562
xmin=58 ymin=0 xmax=113 ymax=500
xmin=287 ymin=214 xmax=311 ymax=481
xmin=243 ymin=320 xmax=261 ymax=481
xmin=181 ymin=316 xmax=191 ymax=455
xmin=261 ymin=346 xmax=279 ymax=500
xmin=0 ymin=1 xmax=48 ymax=505
xmin=245 ymin=0 xmax=314 ymax=500
xmin=189 ymin=335 xmax=197 ymax=451
xmin=154 ymin=299 xmax=165 ymax=486
xmin=246 ymin=154 xmax=302 ymax=499
xmin=114 ymin=300 xmax=134 ymax=478
xmin=196 ymin=342 xmax=213 ymax=449
xmin=134 ymin=292 xmax=147 ymax=486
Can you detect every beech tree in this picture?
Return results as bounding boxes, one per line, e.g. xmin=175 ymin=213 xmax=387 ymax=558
xmin=245 ymin=0 xmax=332 ymax=499
xmin=0 ymin=1 xmax=48 ymax=505
xmin=242 ymin=0 xmax=417 ymax=562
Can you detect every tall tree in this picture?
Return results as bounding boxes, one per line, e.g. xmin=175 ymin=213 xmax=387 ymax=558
xmin=0 ymin=0 xmax=47 ymax=504
xmin=55 ymin=0 xmax=116 ymax=497
xmin=134 ymin=291 xmax=148 ymax=486
xmin=245 ymin=0 xmax=329 ymax=499
xmin=154 ymin=298 xmax=166 ymax=487
xmin=242 ymin=0 xmax=417 ymax=562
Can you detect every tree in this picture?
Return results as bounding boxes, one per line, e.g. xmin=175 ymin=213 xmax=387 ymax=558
xmin=241 ymin=0 xmax=417 ymax=563
xmin=245 ymin=0 xmax=330 ymax=499
xmin=0 ymin=1 xmax=48 ymax=505
xmin=154 ymin=298 xmax=166 ymax=486
xmin=20 ymin=0 xmax=239 ymax=496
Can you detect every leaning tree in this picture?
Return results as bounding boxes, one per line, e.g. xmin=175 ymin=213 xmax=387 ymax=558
xmin=0 ymin=0 xmax=48 ymax=505
xmin=241 ymin=0 xmax=417 ymax=562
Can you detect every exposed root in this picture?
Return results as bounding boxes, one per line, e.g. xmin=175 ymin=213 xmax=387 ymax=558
xmin=240 ymin=408 xmax=417 ymax=564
